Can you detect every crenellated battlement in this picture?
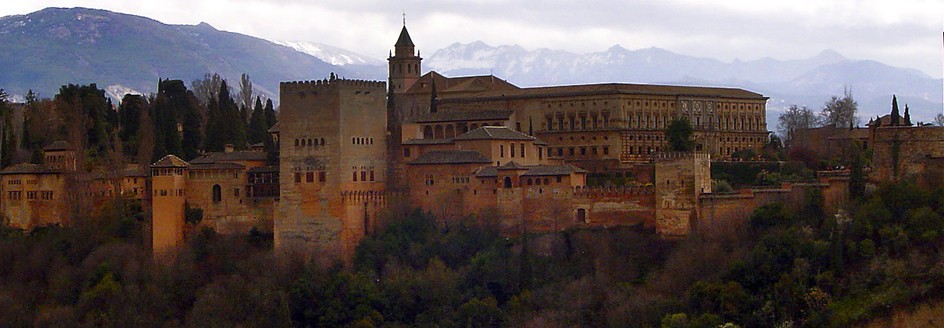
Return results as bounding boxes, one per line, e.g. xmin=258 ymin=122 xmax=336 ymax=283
xmin=340 ymin=190 xmax=400 ymax=205
xmin=280 ymin=77 xmax=386 ymax=92
xmin=653 ymin=151 xmax=710 ymax=161
xmin=572 ymin=185 xmax=654 ymax=197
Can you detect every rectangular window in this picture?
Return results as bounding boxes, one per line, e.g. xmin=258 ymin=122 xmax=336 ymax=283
xmin=580 ymin=147 xmax=586 ymax=156
xmin=294 ymin=173 xmax=302 ymax=183
xmin=500 ymin=145 xmax=505 ymax=157
xmin=234 ymin=188 xmax=240 ymax=197
xmin=370 ymin=171 xmax=375 ymax=181
xmin=361 ymin=171 xmax=367 ymax=182
xmin=306 ymin=172 xmax=314 ymax=183
xmin=27 ymin=191 xmax=37 ymax=200
xmin=319 ymin=172 xmax=326 ymax=182
xmin=403 ymin=147 xmax=411 ymax=158
xmin=510 ymin=143 xmax=515 ymax=157
xmin=521 ymin=144 xmax=525 ymax=158
xmin=592 ymin=147 xmax=598 ymax=155
xmin=603 ymin=146 xmax=610 ymax=155
xmin=569 ymin=148 xmax=575 ymax=156
xmin=353 ymin=171 xmax=358 ymax=182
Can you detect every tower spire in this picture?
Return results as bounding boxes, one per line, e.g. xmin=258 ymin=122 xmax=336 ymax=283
xmin=402 ymin=11 xmax=406 ymax=26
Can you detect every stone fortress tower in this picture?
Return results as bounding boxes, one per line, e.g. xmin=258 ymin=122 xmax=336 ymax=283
xmin=275 ymin=76 xmax=389 ymax=263
xmin=150 ymin=155 xmax=188 ymax=257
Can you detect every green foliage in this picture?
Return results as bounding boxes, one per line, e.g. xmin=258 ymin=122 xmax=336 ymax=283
xmin=666 ymin=117 xmax=695 ymax=151
xmin=205 ymin=80 xmax=248 ymax=152
xmin=184 ymin=202 xmax=204 ymax=226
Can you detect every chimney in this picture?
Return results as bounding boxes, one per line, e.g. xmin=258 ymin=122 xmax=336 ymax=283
xmin=224 ymin=144 xmax=234 ymax=153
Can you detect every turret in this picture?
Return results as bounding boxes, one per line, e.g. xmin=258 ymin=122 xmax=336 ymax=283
xmin=388 ymin=20 xmax=422 ymax=93
xmin=151 ymin=154 xmax=188 ymax=258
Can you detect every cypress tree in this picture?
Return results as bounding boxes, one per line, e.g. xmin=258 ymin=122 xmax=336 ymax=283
xmin=903 ymin=104 xmax=912 ymax=126
xmin=263 ymin=99 xmax=276 ymax=128
xmin=890 ymin=95 xmax=900 ymax=126
xmin=248 ymin=96 xmax=267 ymax=145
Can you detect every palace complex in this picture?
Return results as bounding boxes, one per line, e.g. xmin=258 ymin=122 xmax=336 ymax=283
xmin=4 ymin=23 xmax=899 ymax=262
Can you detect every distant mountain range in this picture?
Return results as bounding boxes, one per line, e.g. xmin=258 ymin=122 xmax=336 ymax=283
xmin=0 ymin=7 xmax=343 ymax=102
xmin=1 ymin=7 xmax=941 ymax=128
xmin=420 ymin=42 xmax=944 ymax=125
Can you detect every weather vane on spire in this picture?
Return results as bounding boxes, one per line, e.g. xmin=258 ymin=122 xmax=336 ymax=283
xmin=402 ymin=11 xmax=406 ymax=26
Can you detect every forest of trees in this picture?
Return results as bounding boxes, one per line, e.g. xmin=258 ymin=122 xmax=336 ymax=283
xmin=0 ymin=177 xmax=941 ymax=327
xmin=0 ymin=73 xmax=277 ymax=171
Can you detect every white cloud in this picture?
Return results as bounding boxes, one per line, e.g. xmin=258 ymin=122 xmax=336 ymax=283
xmin=1 ymin=0 xmax=941 ymax=77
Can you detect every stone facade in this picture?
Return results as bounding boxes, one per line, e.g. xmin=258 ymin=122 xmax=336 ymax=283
xmin=276 ymin=77 xmax=388 ymax=263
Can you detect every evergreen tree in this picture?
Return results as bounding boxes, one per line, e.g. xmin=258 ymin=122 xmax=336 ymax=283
xmin=666 ymin=117 xmax=695 ymax=152
xmin=263 ymin=99 xmax=276 ymax=128
xmin=429 ymin=79 xmax=438 ymax=113
xmin=152 ymin=80 xmax=183 ymax=160
xmin=903 ymin=104 xmax=912 ymax=126
xmin=0 ymin=89 xmax=13 ymax=168
xmin=206 ymin=80 xmax=247 ymax=151
xmin=248 ymin=97 xmax=268 ymax=145
xmin=890 ymin=95 xmax=900 ymax=126
xmin=118 ymin=94 xmax=148 ymax=159
xmin=55 ymin=84 xmax=116 ymax=157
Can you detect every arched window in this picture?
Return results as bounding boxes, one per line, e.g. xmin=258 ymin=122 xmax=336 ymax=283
xmin=212 ymin=185 xmax=222 ymax=203
xmin=576 ymin=208 xmax=587 ymax=222
xmin=423 ymin=126 xmax=433 ymax=138
xmin=434 ymin=125 xmax=444 ymax=139
xmin=503 ymin=177 xmax=512 ymax=188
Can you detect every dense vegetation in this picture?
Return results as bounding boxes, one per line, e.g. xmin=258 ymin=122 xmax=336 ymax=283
xmin=4 ymin=76 xmax=278 ymax=170
xmin=1 ymin=178 xmax=941 ymax=327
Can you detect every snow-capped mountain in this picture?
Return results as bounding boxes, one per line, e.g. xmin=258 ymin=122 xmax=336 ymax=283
xmin=424 ymin=41 xmax=943 ymax=124
xmin=274 ymin=40 xmax=383 ymax=66
xmin=104 ymin=84 xmax=143 ymax=102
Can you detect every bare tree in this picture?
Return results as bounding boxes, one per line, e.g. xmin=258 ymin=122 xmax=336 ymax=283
xmin=821 ymin=88 xmax=858 ymax=128
xmin=238 ymin=73 xmax=254 ymax=114
xmin=934 ymin=113 xmax=944 ymax=127
xmin=777 ymin=105 xmax=820 ymax=147
xmin=191 ymin=73 xmax=223 ymax=107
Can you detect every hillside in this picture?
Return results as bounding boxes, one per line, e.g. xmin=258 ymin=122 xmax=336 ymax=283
xmin=0 ymin=7 xmax=346 ymax=100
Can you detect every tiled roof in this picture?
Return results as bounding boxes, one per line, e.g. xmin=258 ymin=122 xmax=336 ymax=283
xmin=188 ymin=162 xmax=245 ymax=170
xmin=151 ymin=155 xmax=189 ymax=168
xmin=0 ymin=163 xmax=60 ymax=175
xmin=473 ymin=164 xmax=586 ymax=178
xmin=248 ymin=166 xmax=279 ymax=173
xmin=402 ymin=138 xmax=455 ymax=145
xmin=43 ymin=140 xmax=72 ymax=151
xmin=404 ymin=71 xmax=520 ymax=95
xmin=408 ymin=150 xmax=492 ymax=165
xmin=497 ymin=161 xmax=528 ymax=170
xmin=414 ymin=109 xmax=514 ymax=123
xmin=267 ymin=122 xmax=280 ymax=133
xmin=521 ymin=165 xmax=588 ymax=176
xmin=475 ymin=166 xmax=498 ymax=178
xmin=395 ymin=25 xmax=414 ymax=47
xmin=189 ymin=151 xmax=267 ymax=164
xmin=439 ymin=82 xmax=766 ymax=101
xmin=453 ymin=126 xmax=535 ymax=141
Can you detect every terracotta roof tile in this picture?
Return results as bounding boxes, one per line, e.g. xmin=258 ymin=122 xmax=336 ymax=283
xmin=453 ymin=126 xmax=535 ymax=141
xmin=408 ymin=150 xmax=492 ymax=165
xmin=151 ymin=155 xmax=189 ymax=168
xmin=414 ymin=109 xmax=514 ymax=123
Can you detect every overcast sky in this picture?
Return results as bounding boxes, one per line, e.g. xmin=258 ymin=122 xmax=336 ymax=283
xmin=3 ymin=0 xmax=943 ymax=78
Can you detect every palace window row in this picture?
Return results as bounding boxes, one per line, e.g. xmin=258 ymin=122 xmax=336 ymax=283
xmin=294 ymin=138 xmax=326 ymax=148
xmin=352 ymin=137 xmax=374 ymax=145
xmin=545 ymin=113 xmax=610 ymax=131
xmin=294 ymin=171 xmax=326 ymax=183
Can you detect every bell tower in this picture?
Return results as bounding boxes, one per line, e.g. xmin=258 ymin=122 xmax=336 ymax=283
xmin=388 ymin=16 xmax=421 ymax=93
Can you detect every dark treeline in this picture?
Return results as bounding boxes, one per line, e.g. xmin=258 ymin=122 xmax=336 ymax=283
xmin=1 ymin=179 xmax=942 ymax=327
xmin=2 ymin=73 xmax=277 ymax=170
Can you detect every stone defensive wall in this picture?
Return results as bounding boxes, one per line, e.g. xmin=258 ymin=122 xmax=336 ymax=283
xmin=340 ymin=190 xmax=400 ymax=206
xmin=280 ymin=78 xmax=386 ymax=92
xmin=571 ymin=185 xmax=656 ymax=228
xmin=697 ymin=174 xmax=849 ymax=234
